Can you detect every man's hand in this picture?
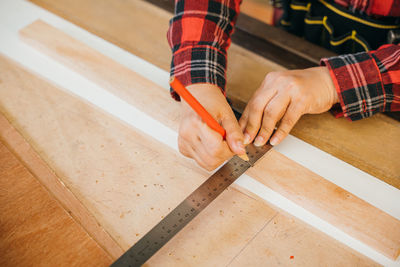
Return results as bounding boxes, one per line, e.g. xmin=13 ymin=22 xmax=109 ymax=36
xmin=178 ymin=84 xmax=245 ymax=171
xmin=239 ymin=66 xmax=339 ymax=147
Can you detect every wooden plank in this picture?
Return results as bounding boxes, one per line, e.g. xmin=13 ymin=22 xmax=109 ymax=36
xmin=19 ymin=20 xmax=400 ymax=260
xmin=19 ymin=19 xmax=181 ymax=133
xmin=28 ymin=0 xmax=400 ymax=189
xmin=0 ymin=54 xmax=276 ymax=264
xmin=290 ymin=112 xmax=400 ymax=189
xmin=241 ymin=0 xmax=274 ymax=25
xmin=0 ymin=53 xmax=378 ymax=265
xmin=0 ymin=54 xmax=211 ymax=251
xmin=0 ymin=113 xmax=124 ymax=259
xmin=248 ymin=150 xmax=400 ymax=260
xmin=26 ymin=0 xmax=284 ymax=113
xmin=0 ymin=140 xmax=112 ymax=266
xmin=229 ymin=213 xmax=379 ymax=267
xmin=148 ymin=204 xmax=379 ymax=267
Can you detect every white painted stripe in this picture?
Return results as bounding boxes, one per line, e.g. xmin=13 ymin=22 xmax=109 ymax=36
xmin=0 ymin=0 xmax=399 ymax=265
xmin=235 ymin=175 xmax=397 ymax=266
xmin=275 ymin=135 xmax=400 ymax=220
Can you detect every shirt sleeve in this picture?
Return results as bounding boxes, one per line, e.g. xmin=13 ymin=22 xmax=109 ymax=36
xmin=167 ymin=0 xmax=242 ymax=101
xmin=321 ymin=44 xmax=400 ymax=121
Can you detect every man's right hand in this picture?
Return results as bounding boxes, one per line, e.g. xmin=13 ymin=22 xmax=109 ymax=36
xmin=178 ymin=84 xmax=246 ymax=171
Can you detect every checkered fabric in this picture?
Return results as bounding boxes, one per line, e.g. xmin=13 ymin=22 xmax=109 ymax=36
xmin=322 ymin=44 xmax=400 ymax=120
xmin=167 ymin=0 xmax=241 ymax=101
xmin=167 ymin=0 xmax=400 ymax=120
xmin=335 ymin=0 xmax=400 ymax=16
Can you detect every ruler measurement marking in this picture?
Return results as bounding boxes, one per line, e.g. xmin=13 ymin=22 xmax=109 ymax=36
xmin=111 ymin=144 xmax=271 ymax=267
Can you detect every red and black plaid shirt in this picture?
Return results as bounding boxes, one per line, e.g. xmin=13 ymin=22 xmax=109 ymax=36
xmin=167 ymin=0 xmax=400 ymax=120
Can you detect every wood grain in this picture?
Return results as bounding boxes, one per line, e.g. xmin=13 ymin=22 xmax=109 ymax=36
xmin=0 ymin=54 xmax=378 ymax=264
xmin=0 ymin=53 xmax=210 ymax=251
xmin=19 ymin=20 xmax=400 ymax=260
xmin=20 ymin=19 xmax=181 ymax=133
xmin=26 ymin=0 xmax=284 ymax=114
xmin=229 ymin=213 xmax=379 ymax=267
xmin=147 ymin=193 xmax=378 ymax=267
xmin=0 ymin=54 xmax=280 ymax=265
xmin=241 ymin=0 xmax=274 ymax=25
xmin=248 ymin=150 xmax=400 ymax=260
xmin=0 ymin=140 xmax=112 ymax=266
xmin=291 ymin=112 xmax=400 ymax=188
xmin=28 ymin=0 xmax=400 ymax=189
xmin=0 ymin=113 xmax=124 ymax=259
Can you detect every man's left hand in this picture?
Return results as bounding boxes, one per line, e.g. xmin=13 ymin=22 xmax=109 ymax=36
xmin=239 ymin=66 xmax=339 ymax=147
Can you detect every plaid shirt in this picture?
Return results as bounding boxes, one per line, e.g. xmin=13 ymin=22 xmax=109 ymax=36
xmin=167 ymin=0 xmax=400 ymax=120
xmin=321 ymin=45 xmax=400 ymax=120
xmin=334 ymin=0 xmax=400 ymax=16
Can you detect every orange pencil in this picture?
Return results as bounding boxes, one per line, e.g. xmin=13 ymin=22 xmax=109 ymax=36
xmin=169 ymin=76 xmax=249 ymax=161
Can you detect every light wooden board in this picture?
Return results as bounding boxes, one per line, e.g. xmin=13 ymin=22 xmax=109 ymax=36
xmin=28 ymin=0 xmax=400 ymax=189
xmin=229 ymin=213 xmax=376 ymax=267
xmin=0 ymin=53 xmax=379 ymax=265
xmin=147 ymin=201 xmax=378 ymax=267
xmin=0 ymin=140 xmax=112 ymax=266
xmin=248 ymin=151 xmax=400 ymax=260
xmin=0 ymin=113 xmax=124 ymax=259
xmin=241 ymin=0 xmax=274 ymax=25
xmin=27 ymin=0 xmax=284 ymax=117
xmin=19 ymin=20 xmax=400 ymax=260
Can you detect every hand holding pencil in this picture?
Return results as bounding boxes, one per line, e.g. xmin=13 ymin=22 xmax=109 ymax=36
xmin=170 ymin=77 xmax=248 ymax=170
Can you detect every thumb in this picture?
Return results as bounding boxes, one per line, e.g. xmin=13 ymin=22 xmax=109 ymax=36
xmin=221 ymin=113 xmax=246 ymax=155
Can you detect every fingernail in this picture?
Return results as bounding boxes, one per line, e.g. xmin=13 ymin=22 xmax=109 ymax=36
xmin=270 ymin=136 xmax=279 ymax=146
xmin=243 ymin=133 xmax=251 ymax=145
xmin=254 ymin=136 xmax=264 ymax=146
xmin=235 ymin=140 xmax=245 ymax=153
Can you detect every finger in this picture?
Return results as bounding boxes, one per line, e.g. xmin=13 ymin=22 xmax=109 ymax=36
xmin=196 ymin=143 xmax=226 ymax=170
xmin=178 ymin=136 xmax=191 ymax=158
xmin=178 ymin=137 xmax=207 ymax=169
xmin=178 ymin=115 xmax=214 ymax=167
xmin=269 ymin=103 xmax=302 ymax=146
xmin=189 ymin=145 xmax=213 ymax=170
xmin=198 ymin=121 xmax=234 ymax=161
xmin=183 ymin=133 xmax=219 ymax=171
xmin=192 ymin=137 xmax=226 ymax=171
xmin=180 ymin=118 xmax=228 ymax=170
xmin=239 ymin=108 xmax=249 ymax=132
xmin=240 ymin=84 xmax=277 ymax=145
xmin=238 ymin=107 xmax=252 ymax=145
xmin=254 ymin=93 xmax=290 ymax=146
xmin=221 ymin=112 xmax=246 ymax=155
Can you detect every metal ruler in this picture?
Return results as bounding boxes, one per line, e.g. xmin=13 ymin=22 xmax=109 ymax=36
xmin=111 ymin=143 xmax=272 ymax=267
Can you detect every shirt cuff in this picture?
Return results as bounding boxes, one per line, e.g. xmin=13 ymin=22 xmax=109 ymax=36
xmin=169 ymin=44 xmax=227 ymax=101
xmin=321 ymin=52 xmax=385 ymax=121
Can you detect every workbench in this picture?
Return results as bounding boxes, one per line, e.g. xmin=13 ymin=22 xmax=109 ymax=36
xmin=0 ymin=0 xmax=399 ymax=266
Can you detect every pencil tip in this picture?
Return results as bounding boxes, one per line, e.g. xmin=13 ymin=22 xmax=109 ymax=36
xmin=238 ymin=153 xmax=249 ymax=162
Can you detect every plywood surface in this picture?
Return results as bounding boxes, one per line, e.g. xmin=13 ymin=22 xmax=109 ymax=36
xmin=20 ymin=19 xmax=181 ymax=133
xmin=0 ymin=54 xmax=279 ymax=265
xmin=19 ymin=20 xmax=400 ymax=260
xmin=147 ymin=196 xmax=379 ymax=267
xmin=0 ymin=53 xmax=378 ymax=265
xmin=27 ymin=0 xmax=284 ymax=116
xmin=28 ymin=0 xmax=400 ymax=189
xmin=0 ymin=113 xmax=124 ymax=259
xmin=228 ymin=213 xmax=378 ymax=267
xmin=241 ymin=0 xmax=274 ymax=25
xmin=0 ymin=53 xmax=210 ymax=251
xmin=291 ymin=112 xmax=400 ymax=188
xmin=0 ymin=140 xmax=112 ymax=266
xmin=248 ymin=150 xmax=400 ymax=260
